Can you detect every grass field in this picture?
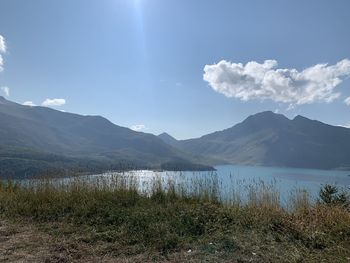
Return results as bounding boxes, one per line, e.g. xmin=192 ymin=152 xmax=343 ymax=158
xmin=0 ymin=174 xmax=349 ymax=262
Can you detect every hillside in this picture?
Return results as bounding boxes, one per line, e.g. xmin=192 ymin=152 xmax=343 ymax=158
xmin=164 ymin=111 xmax=350 ymax=170
xmin=158 ymin=132 xmax=178 ymax=147
xmin=0 ymin=97 xmax=212 ymax=178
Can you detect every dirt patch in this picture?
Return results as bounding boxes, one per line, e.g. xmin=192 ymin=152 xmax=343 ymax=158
xmin=0 ymin=220 xmax=119 ymax=263
xmin=0 ymin=220 xmax=195 ymax=263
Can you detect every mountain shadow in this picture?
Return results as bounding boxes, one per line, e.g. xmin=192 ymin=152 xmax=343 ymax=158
xmin=0 ymin=97 xmax=213 ymax=178
xmin=163 ymin=111 xmax=350 ymax=170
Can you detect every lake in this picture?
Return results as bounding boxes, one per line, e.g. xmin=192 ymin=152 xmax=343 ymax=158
xmin=20 ymin=164 xmax=350 ymax=206
xmin=83 ymin=164 xmax=350 ymax=206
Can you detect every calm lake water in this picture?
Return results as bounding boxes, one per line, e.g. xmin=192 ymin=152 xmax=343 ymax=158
xmin=85 ymin=165 xmax=350 ymax=205
xmin=20 ymin=165 xmax=350 ymax=206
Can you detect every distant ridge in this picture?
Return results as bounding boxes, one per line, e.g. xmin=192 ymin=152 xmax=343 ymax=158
xmin=0 ymin=97 xmax=213 ymax=178
xmin=163 ymin=111 xmax=350 ymax=170
xmin=158 ymin=132 xmax=178 ymax=147
xmin=2 ymin=95 xmax=349 ymax=176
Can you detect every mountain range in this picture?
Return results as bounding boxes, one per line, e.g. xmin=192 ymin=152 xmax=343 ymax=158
xmin=0 ymin=96 xmax=212 ymax=178
xmin=1 ymin=96 xmax=350 ymax=178
xmin=158 ymin=111 xmax=350 ymax=170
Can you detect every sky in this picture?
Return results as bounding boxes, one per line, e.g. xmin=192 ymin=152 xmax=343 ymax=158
xmin=0 ymin=0 xmax=350 ymax=139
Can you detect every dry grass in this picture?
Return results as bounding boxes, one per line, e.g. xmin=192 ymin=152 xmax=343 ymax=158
xmin=0 ymin=174 xmax=349 ymax=262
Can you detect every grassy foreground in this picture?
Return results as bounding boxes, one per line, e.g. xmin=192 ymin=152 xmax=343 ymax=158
xmin=0 ymin=175 xmax=349 ymax=262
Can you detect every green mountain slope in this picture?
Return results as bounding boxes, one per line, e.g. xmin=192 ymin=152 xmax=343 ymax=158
xmin=161 ymin=111 xmax=350 ymax=170
xmin=0 ymin=97 xmax=212 ymax=178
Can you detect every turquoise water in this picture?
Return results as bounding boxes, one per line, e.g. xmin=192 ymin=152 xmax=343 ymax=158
xmin=211 ymin=165 xmax=350 ymax=202
xmin=20 ymin=165 xmax=350 ymax=206
xmin=107 ymin=165 xmax=350 ymax=204
xmin=78 ymin=165 xmax=350 ymax=204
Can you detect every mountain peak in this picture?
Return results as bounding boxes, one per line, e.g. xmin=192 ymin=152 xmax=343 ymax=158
xmin=242 ymin=111 xmax=290 ymax=128
xmin=250 ymin=111 xmax=288 ymax=119
xmin=0 ymin=96 xmax=14 ymax=105
xmin=158 ymin=132 xmax=178 ymax=146
xmin=158 ymin=132 xmax=172 ymax=137
xmin=293 ymin=115 xmax=311 ymax=121
xmin=175 ymin=110 xmax=350 ymax=170
xmin=0 ymin=97 xmax=212 ymax=177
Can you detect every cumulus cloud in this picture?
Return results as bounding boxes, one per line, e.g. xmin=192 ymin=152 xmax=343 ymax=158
xmin=130 ymin=124 xmax=146 ymax=132
xmin=203 ymin=59 xmax=350 ymax=105
xmin=338 ymin=123 xmax=350 ymax=128
xmin=0 ymin=86 xmax=9 ymax=97
xmin=42 ymin=98 xmax=66 ymax=107
xmin=344 ymin=96 xmax=350 ymax=106
xmin=23 ymin=101 xmax=37 ymax=107
xmin=0 ymin=35 xmax=6 ymax=72
xmin=0 ymin=35 xmax=6 ymax=53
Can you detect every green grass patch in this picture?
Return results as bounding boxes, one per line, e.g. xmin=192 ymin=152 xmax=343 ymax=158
xmin=0 ymin=177 xmax=349 ymax=262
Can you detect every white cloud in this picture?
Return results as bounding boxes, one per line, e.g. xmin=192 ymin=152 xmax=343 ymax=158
xmin=0 ymin=35 xmax=6 ymax=53
xmin=0 ymin=55 xmax=3 ymax=72
xmin=42 ymin=98 xmax=66 ymax=107
xmin=0 ymin=35 xmax=6 ymax=72
xmin=344 ymin=96 xmax=350 ymax=106
xmin=23 ymin=101 xmax=37 ymax=107
xmin=130 ymin=124 xmax=146 ymax=132
xmin=0 ymin=86 xmax=9 ymax=97
xmin=338 ymin=123 xmax=350 ymax=128
xmin=203 ymin=59 xmax=350 ymax=106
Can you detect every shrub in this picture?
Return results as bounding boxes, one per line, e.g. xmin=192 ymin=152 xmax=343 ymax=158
xmin=318 ymin=184 xmax=349 ymax=208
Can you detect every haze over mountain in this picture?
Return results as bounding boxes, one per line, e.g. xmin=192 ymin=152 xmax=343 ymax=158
xmin=157 ymin=132 xmax=178 ymax=147
xmin=0 ymin=96 xmax=212 ymax=178
xmin=2 ymin=95 xmax=350 ymax=178
xmin=158 ymin=111 xmax=350 ymax=170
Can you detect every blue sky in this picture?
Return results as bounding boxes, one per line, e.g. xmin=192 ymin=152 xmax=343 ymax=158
xmin=0 ymin=0 xmax=350 ymax=139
